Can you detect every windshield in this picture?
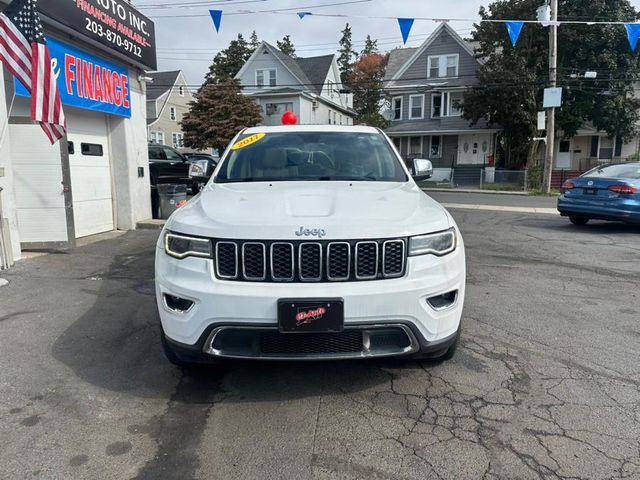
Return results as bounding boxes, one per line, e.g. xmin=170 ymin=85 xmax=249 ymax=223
xmin=582 ymin=163 xmax=640 ymax=179
xmin=215 ymin=131 xmax=407 ymax=183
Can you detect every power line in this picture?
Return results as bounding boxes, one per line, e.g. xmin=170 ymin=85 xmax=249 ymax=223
xmin=148 ymin=0 xmax=373 ymax=18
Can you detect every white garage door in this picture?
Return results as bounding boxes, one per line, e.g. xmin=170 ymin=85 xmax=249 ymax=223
xmin=67 ymin=108 xmax=114 ymax=238
xmin=10 ymin=123 xmax=68 ymax=244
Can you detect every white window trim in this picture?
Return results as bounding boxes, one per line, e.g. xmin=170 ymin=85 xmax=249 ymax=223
xmin=409 ymin=94 xmax=425 ymax=120
xmin=448 ymin=92 xmax=463 ymax=117
xmin=255 ymin=68 xmax=277 ymax=88
xmin=427 ymin=54 xmax=460 ymax=79
xmin=172 ymin=132 xmax=184 ymax=149
xmin=431 ymin=92 xmax=463 ymax=118
xmin=430 ymin=136 xmax=442 ymax=158
xmin=178 ymin=86 xmax=185 ymax=96
xmin=150 ymin=130 xmax=165 ymax=145
xmin=392 ymin=96 xmax=403 ymax=121
xmin=170 ymin=107 xmax=177 ymax=121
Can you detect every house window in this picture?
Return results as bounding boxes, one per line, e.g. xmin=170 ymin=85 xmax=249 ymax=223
xmin=432 ymin=93 xmax=443 ymax=118
xmin=179 ymin=86 xmax=184 ymax=96
xmin=333 ymin=111 xmax=337 ymax=124
xmin=449 ymin=92 xmax=463 ymax=116
xmin=172 ymin=132 xmax=184 ymax=149
xmin=409 ymin=136 xmax=422 ymax=156
xmin=328 ymin=110 xmax=332 ymax=124
xmin=392 ymin=96 xmax=403 ymax=120
xmin=81 ymin=143 xmax=103 ymax=156
xmin=599 ymin=137 xmax=614 ymax=160
xmin=409 ymin=95 xmax=424 ymax=119
xmin=256 ymin=69 xmax=277 ymax=87
xmin=339 ymin=114 xmax=343 ymax=125
xmin=427 ymin=54 xmax=459 ymax=78
xmin=149 ymin=131 xmax=165 ymax=145
xmin=430 ymin=136 xmax=442 ymax=157
xmin=432 ymin=92 xmax=462 ymax=118
xmin=265 ymin=102 xmax=293 ymax=116
xmin=170 ymin=107 xmax=177 ymax=121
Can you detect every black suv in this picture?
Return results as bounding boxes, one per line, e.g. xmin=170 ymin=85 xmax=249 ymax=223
xmin=148 ymin=144 xmax=216 ymax=218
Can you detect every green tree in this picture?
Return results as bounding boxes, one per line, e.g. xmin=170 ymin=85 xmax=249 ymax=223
xmin=181 ymin=79 xmax=263 ymax=152
xmin=361 ymin=35 xmax=378 ymax=56
xmin=276 ymin=35 xmax=296 ymax=57
xmin=249 ymin=30 xmax=260 ymax=51
xmin=204 ymin=34 xmax=251 ymax=84
xmin=338 ymin=23 xmax=356 ymax=83
xmin=348 ymin=52 xmax=389 ymax=128
xmin=462 ymin=0 xmax=640 ymax=167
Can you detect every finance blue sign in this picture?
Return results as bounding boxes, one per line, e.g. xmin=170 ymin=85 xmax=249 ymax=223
xmin=15 ymin=37 xmax=132 ymax=118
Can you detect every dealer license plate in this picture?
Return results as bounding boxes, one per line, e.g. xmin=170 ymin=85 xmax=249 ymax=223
xmin=278 ymin=299 xmax=344 ymax=333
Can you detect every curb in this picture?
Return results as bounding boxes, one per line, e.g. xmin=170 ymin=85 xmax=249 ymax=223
xmin=136 ymin=219 xmax=166 ymax=230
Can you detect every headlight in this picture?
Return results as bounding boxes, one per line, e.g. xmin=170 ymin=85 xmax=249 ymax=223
xmin=164 ymin=232 xmax=212 ymax=259
xmin=188 ymin=160 xmax=208 ymax=178
xmin=408 ymin=228 xmax=457 ymax=256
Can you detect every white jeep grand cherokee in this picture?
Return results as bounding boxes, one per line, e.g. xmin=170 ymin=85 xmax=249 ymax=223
xmin=155 ymin=125 xmax=465 ymax=365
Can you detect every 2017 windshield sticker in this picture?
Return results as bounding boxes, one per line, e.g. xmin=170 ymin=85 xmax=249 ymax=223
xmin=231 ymin=133 xmax=265 ymax=150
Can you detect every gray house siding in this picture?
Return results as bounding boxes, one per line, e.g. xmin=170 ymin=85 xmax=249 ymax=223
xmin=396 ymin=30 xmax=479 ymax=88
xmin=392 ymin=91 xmax=473 ymax=132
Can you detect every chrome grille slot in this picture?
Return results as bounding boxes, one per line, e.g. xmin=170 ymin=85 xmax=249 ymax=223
xmin=327 ymin=242 xmax=350 ymax=281
xmin=299 ymin=243 xmax=322 ymax=281
xmin=271 ymin=243 xmax=294 ymax=281
xmin=215 ymin=242 xmax=238 ymax=279
xmin=242 ymin=242 xmax=266 ymax=280
xmin=383 ymin=240 xmax=405 ymax=278
xmin=355 ymin=241 xmax=379 ymax=279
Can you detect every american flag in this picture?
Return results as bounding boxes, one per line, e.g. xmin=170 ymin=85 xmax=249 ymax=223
xmin=0 ymin=0 xmax=66 ymax=143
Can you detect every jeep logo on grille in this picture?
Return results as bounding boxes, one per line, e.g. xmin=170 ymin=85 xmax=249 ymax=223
xmin=295 ymin=227 xmax=326 ymax=238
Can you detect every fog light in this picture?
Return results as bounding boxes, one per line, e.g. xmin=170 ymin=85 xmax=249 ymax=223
xmin=427 ymin=290 xmax=458 ymax=311
xmin=163 ymin=294 xmax=194 ymax=313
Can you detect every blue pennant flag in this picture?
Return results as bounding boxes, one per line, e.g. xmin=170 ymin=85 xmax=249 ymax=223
xmin=625 ymin=24 xmax=640 ymax=51
xmin=209 ymin=10 xmax=222 ymax=32
xmin=297 ymin=12 xmax=312 ymax=19
xmin=398 ymin=18 xmax=414 ymax=46
xmin=505 ymin=21 xmax=524 ymax=46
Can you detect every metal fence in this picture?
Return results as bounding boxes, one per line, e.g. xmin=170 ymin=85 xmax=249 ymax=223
xmin=419 ymin=167 xmax=528 ymax=192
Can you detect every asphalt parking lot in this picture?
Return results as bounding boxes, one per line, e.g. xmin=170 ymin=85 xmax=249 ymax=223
xmin=1 ymin=198 xmax=639 ymax=480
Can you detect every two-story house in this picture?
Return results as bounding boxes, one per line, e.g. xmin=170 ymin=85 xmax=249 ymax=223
xmin=384 ymin=23 xmax=499 ymax=168
xmin=235 ymin=42 xmax=355 ymax=126
xmin=147 ymin=70 xmax=193 ymax=150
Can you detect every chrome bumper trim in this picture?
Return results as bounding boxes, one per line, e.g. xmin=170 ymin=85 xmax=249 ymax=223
xmin=202 ymin=323 xmax=420 ymax=360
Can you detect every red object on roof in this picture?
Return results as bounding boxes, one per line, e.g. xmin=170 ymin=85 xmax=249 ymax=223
xmin=281 ymin=111 xmax=297 ymax=125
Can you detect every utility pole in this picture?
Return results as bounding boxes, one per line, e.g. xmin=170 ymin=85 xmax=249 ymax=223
xmin=542 ymin=0 xmax=558 ymax=193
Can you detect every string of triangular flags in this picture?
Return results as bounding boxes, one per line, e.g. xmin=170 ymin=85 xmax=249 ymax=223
xmin=208 ymin=9 xmax=640 ymax=51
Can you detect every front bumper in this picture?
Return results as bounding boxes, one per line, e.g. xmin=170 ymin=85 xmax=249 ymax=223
xmin=155 ymin=239 xmax=465 ymax=359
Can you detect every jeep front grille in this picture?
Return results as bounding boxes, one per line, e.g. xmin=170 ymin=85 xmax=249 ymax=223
xmin=213 ymin=239 xmax=406 ymax=282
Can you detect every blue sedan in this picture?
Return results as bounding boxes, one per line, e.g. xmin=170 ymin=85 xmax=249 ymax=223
xmin=557 ymin=162 xmax=640 ymax=225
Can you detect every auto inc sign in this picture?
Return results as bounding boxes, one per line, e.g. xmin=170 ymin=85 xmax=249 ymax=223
xmin=38 ymin=0 xmax=157 ymax=70
xmin=15 ymin=38 xmax=132 ymax=118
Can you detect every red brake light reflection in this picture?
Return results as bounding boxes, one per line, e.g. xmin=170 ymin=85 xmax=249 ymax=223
xmin=608 ymin=184 xmax=638 ymax=195
xmin=561 ymin=180 xmax=575 ymax=190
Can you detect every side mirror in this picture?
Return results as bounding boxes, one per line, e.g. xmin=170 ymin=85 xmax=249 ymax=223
xmin=188 ymin=159 xmax=215 ymax=182
xmin=412 ymin=158 xmax=433 ymax=181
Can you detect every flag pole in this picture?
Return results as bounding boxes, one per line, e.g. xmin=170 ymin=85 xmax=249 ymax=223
xmin=0 ymin=92 xmax=16 ymax=150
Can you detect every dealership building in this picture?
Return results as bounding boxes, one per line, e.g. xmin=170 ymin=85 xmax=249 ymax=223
xmin=0 ymin=0 xmax=156 ymax=263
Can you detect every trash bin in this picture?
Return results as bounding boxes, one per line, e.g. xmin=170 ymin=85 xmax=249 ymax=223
xmin=157 ymin=184 xmax=188 ymax=220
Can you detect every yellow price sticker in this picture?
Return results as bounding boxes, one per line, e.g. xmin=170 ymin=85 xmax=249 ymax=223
xmin=231 ymin=133 xmax=265 ymax=150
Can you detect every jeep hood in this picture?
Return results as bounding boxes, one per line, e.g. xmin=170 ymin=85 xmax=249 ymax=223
xmin=166 ymin=181 xmax=452 ymax=240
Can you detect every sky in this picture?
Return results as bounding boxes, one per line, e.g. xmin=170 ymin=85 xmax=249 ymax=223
xmin=137 ymin=0 xmax=640 ymax=87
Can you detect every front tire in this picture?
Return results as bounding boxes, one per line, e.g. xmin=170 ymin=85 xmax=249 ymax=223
xmin=569 ymin=216 xmax=589 ymax=225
